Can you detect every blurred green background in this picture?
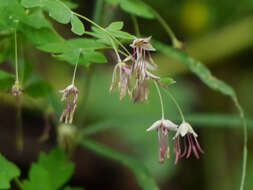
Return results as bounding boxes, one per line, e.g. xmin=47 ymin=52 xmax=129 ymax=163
xmin=0 ymin=0 xmax=253 ymax=190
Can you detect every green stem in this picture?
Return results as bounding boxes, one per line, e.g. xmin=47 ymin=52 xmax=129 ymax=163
xmin=131 ymin=15 xmax=140 ymax=37
xmin=233 ymin=97 xmax=248 ymax=190
xmin=14 ymin=29 xmax=19 ymax=82
xmin=73 ymin=12 xmax=131 ymax=56
xmin=145 ymin=3 xmax=182 ymax=48
xmin=71 ymin=51 xmax=81 ymax=85
xmin=14 ymin=177 xmax=23 ymax=189
xmin=154 ymin=81 xmax=165 ymax=119
xmin=92 ymin=0 xmax=104 ymax=24
xmin=163 ymin=88 xmax=185 ymax=122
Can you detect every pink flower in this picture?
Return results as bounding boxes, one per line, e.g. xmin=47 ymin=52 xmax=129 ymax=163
xmin=110 ymin=61 xmax=132 ymax=100
xmin=147 ymin=119 xmax=178 ymax=163
xmin=59 ymin=84 xmax=78 ymax=124
xmin=130 ymin=37 xmax=160 ymax=102
xmin=173 ymin=122 xmax=204 ymax=164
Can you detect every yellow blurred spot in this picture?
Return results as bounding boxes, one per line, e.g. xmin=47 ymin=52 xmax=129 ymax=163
xmin=180 ymin=1 xmax=210 ymax=34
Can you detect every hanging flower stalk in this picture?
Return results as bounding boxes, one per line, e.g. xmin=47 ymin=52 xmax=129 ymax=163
xmin=59 ymin=51 xmax=80 ymax=124
xmin=11 ymin=30 xmax=23 ymax=96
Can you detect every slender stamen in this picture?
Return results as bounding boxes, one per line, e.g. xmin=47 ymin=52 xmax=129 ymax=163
xmin=186 ymin=134 xmax=192 ymax=159
xmin=181 ymin=136 xmax=187 ymax=158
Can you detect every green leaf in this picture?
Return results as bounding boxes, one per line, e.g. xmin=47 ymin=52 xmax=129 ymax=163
xmin=119 ymin=0 xmax=154 ymax=19
xmin=23 ymin=148 xmax=74 ymax=190
xmin=62 ymin=0 xmax=78 ymax=10
xmin=153 ymin=41 xmax=236 ymax=98
xmin=90 ymin=22 xmax=134 ymax=44
xmin=0 ymin=70 xmax=14 ymax=80
xmin=22 ymin=9 xmax=52 ymax=29
xmin=160 ymin=77 xmax=176 ymax=86
xmin=81 ymin=50 xmax=107 ymax=64
xmin=54 ymin=49 xmax=80 ymax=65
xmin=71 ymin=15 xmax=85 ymax=36
xmin=80 ymin=140 xmax=159 ymax=190
xmin=37 ymin=148 xmax=74 ymax=189
xmin=106 ymin=21 xmax=134 ymax=40
xmin=25 ymin=80 xmax=52 ymax=98
xmin=106 ymin=21 xmax=124 ymax=31
xmin=0 ymin=70 xmax=15 ymax=90
xmin=21 ymin=0 xmax=44 ymax=8
xmin=0 ymin=154 xmax=21 ymax=189
xmin=66 ymin=39 xmax=106 ymax=50
xmin=39 ymin=39 xmax=106 ymax=66
xmin=0 ymin=0 xmax=27 ymax=31
xmin=21 ymin=25 xmax=63 ymax=45
xmin=23 ymin=164 xmax=54 ymax=190
xmin=22 ymin=0 xmax=72 ymax=24
xmin=38 ymin=42 xmax=69 ymax=53
xmin=45 ymin=0 xmax=72 ymax=24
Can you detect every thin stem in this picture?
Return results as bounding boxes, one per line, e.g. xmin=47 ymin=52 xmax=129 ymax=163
xmin=154 ymin=81 xmax=165 ymax=119
xmin=233 ymin=97 xmax=248 ymax=190
xmin=110 ymin=38 xmax=121 ymax=62
xmin=73 ymin=12 xmax=131 ymax=56
xmin=14 ymin=29 xmax=19 ymax=82
xmin=131 ymin=15 xmax=140 ymax=37
xmin=57 ymin=0 xmax=131 ymax=56
xmin=145 ymin=3 xmax=182 ymax=48
xmin=163 ymin=88 xmax=185 ymax=122
xmin=14 ymin=177 xmax=23 ymax=190
xmin=72 ymin=51 xmax=81 ymax=85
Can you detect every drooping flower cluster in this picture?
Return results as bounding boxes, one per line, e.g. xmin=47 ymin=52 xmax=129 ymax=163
xmin=59 ymin=84 xmax=78 ymax=124
xmin=148 ymin=120 xmax=204 ymax=164
xmin=110 ymin=36 xmax=204 ymax=164
xmin=110 ymin=36 xmax=160 ymax=102
xmin=110 ymin=58 xmax=132 ymax=100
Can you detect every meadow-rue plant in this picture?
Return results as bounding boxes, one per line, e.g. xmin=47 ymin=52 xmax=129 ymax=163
xmin=0 ymin=0 xmax=249 ymax=189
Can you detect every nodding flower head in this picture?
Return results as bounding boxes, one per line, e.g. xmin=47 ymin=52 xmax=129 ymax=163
xmin=130 ymin=36 xmax=160 ymax=103
xmin=173 ymin=122 xmax=204 ymax=164
xmin=147 ymin=119 xmax=178 ymax=163
xmin=59 ymin=84 xmax=78 ymax=124
xmin=110 ymin=61 xmax=132 ymax=100
xmin=130 ymin=36 xmax=156 ymax=52
xmin=11 ymin=81 xmax=23 ymax=96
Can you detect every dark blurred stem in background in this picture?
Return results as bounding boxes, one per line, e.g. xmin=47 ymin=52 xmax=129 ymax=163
xmin=131 ymin=15 xmax=140 ymax=37
xmin=92 ymin=0 xmax=103 ymax=24
xmin=15 ymin=96 xmax=23 ymax=152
